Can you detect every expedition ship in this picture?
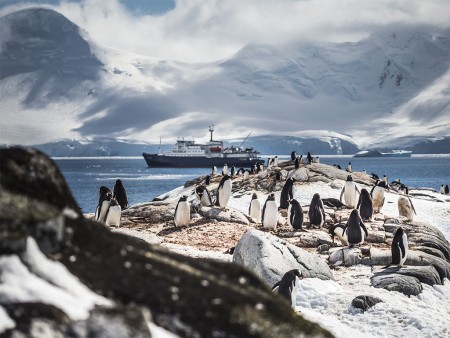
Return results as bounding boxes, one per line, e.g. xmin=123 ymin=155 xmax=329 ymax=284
xmin=142 ymin=126 xmax=261 ymax=168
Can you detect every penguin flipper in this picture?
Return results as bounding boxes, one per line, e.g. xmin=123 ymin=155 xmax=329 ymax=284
xmin=339 ymin=188 xmax=345 ymax=202
xmin=271 ymin=281 xmax=280 ymax=291
xmin=360 ymin=221 xmax=369 ymax=237
xmin=370 ymin=185 xmax=376 ymax=197
xmin=399 ymin=240 xmax=406 ymax=258
xmin=409 ymin=197 xmax=417 ymax=215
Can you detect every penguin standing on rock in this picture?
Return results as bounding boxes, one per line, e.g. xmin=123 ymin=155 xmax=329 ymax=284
xmin=212 ymin=166 xmax=217 ymax=175
xmin=294 ymin=157 xmax=300 ymax=169
xmin=105 ymin=198 xmax=121 ymax=227
xmin=371 ymin=180 xmax=388 ymax=213
xmin=95 ymin=186 xmax=112 ymax=223
xmin=195 ymin=185 xmax=214 ymax=207
xmin=389 ymin=227 xmax=408 ymax=268
xmin=398 ymin=187 xmax=416 ymax=221
xmin=279 ymin=177 xmax=295 ymax=210
xmin=215 ymin=175 xmax=232 ymax=209
xmin=340 ymin=175 xmax=360 ymax=209
xmin=205 ymin=175 xmax=211 ymax=186
xmin=113 ymin=179 xmax=128 ymax=210
xmin=287 ymin=199 xmax=304 ymax=230
xmin=248 ymin=193 xmax=261 ymax=220
xmin=346 ymin=162 xmax=352 ymax=173
xmin=174 ymin=195 xmax=190 ymax=227
xmin=272 ymin=269 xmax=302 ymax=308
xmin=343 ymin=209 xmax=368 ymax=248
xmin=445 ymin=185 xmax=449 ymax=195
xmin=262 ymin=193 xmax=278 ymax=229
xmin=291 ymin=151 xmax=297 ymax=161
xmin=222 ymin=164 xmax=229 ymax=176
xmin=357 ymin=188 xmax=373 ymax=221
xmin=308 ymin=193 xmax=326 ymax=228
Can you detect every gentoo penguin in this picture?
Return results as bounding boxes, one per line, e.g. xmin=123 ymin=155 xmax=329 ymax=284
xmin=259 ymin=163 xmax=264 ymax=173
xmin=346 ymin=162 xmax=352 ymax=173
xmin=279 ymin=177 xmax=295 ymax=210
xmin=222 ymin=164 xmax=229 ymax=176
xmin=439 ymin=184 xmax=445 ymax=194
xmin=251 ymin=163 xmax=257 ymax=175
xmin=205 ymin=175 xmax=211 ymax=186
xmin=294 ymin=157 xmax=300 ymax=169
xmin=174 ymin=195 xmax=190 ymax=226
xmin=340 ymin=175 xmax=360 ymax=209
xmin=243 ymin=170 xmax=250 ymax=180
xmin=291 ymin=151 xmax=297 ymax=161
xmin=195 ymin=185 xmax=214 ymax=207
xmin=321 ymin=198 xmax=346 ymax=209
xmin=95 ymin=186 xmax=112 ymax=223
xmin=371 ymin=173 xmax=379 ymax=180
xmin=383 ymin=174 xmax=388 ymax=186
xmin=275 ymin=171 xmax=282 ymax=181
xmin=272 ymin=269 xmax=302 ymax=308
xmin=105 ymin=198 xmax=121 ymax=227
xmin=398 ymin=188 xmax=416 ymax=221
xmin=212 ymin=166 xmax=217 ymax=175
xmin=308 ymin=193 xmax=326 ymax=228
xmin=262 ymin=193 xmax=278 ymax=229
xmin=273 ymin=156 xmax=279 ymax=167
xmin=248 ymin=193 xmax=261 ymax=220
xmin=237 ymin=167 xmax=245 ymax=176
xmin=215 ymin=175 xmax=232 ymax=209
xmin=370 ymin=180 xmax=388 ymax=213
xmin=231 ymin=165 xmax=236 ymax=177
xmin=287 ymin=199 xmax=304 ymax=230
xmin=390 ymin=227 xmax=408 ymax=267
xmin=357 ymin=188 xmax=373 ymax=221
xmin=316 ymin=157 xmax=320 ymax=163
xmin=445 ymin=185 xmax=450 ymax=195
xmin=307 ymin=152 xmax=313 ymax=164
xmin=268 ymin=157 xmax=274 ymax=168
xmin=343 ymin=209 xmax=368 ymax=248
xmin=299 ymin=155 xmax=304 ymax=165
xmin=329 ymin=222 xmax=348 ymax=246
xmin=113 ymin=179 xmax=128 ymax=209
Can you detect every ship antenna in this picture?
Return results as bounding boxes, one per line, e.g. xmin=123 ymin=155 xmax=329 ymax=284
xmin=239 ymin=131 xmax=252 ymax=148
xmin=209 ymin=124 xmax=215 ymax=142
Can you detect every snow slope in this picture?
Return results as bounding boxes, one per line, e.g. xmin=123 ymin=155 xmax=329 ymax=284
xmin=1 ymin=8 xmax=449 ymax=148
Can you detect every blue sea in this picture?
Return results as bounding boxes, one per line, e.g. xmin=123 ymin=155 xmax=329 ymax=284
xmin=54 ymin=155 xmax=450 ymax=214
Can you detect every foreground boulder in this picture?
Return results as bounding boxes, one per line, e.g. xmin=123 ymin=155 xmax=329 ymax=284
xmin=0 ymin=147 xmax=334 ymax=338
xmin=233 ymin=229 xmax=335 ymax=287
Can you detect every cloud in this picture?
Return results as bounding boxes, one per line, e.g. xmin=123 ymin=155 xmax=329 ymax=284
xmin=3 ymin=0 xmax=449 ymax=63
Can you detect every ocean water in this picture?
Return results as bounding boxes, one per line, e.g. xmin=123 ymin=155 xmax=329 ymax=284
xmin=54 ymin=155 xmax=450 ymax=214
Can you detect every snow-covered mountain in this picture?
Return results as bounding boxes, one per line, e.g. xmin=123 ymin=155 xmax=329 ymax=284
xmin=1 ymin=8 xmax=449 ymax=150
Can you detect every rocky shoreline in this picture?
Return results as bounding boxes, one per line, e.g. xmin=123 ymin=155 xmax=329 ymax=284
xmin=1 ymin=147 xmax=449 ymax=337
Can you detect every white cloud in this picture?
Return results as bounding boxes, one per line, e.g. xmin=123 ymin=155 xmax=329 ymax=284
xmin=3 ymin=0 xmax=449 ymax=63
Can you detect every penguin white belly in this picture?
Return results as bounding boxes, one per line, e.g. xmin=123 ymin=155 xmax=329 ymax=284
xmin=358 ymin=226 xmax=365 ymax=245
xmin=287 ymin=204 xmax=292 ymax=227
xmin=398 ymin=197 xmax=413 ymax=221
xmin=263 ymin=202 xmax=278 ymax=229
xmin=96 ymin=200 xmax=111 ymax=223
xmin=372 ymin=187 xmax=385 ymax=213
xmin=218 ymin=180 xmax=232 ymax=208
xmin=105 ymin=205 xmax=121 ymax=227
xmin=344 ymin=182 xmax=357 ymax=208
xmin=249 ymin=200 xmax=261 ymax=220
xmin=200 ymin=193 xmax=212 ymax=207
xmin=334 ymin=227 xmax=348 ymax=246
xmin=290 ymin=280 xmax=298 ymax=309
xmin=243 ymin=171 xmax=249 ymax=180
xmin=400 ymin=233 xmax=408 ymax=266
xmin=174 ymin=203 xmax=190 ymax=226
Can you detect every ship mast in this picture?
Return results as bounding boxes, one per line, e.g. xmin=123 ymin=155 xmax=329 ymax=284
xmin=209 ymin=124 xmax=215 ymax=142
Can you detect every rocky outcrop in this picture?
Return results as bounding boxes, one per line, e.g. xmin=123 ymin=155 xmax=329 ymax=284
xmin=0 ymin=147 xmax=334 ymax=338
xmin=351 ymin=295 xmax=383 ymax=312
xmin=233 ymin=229 xmax=335 ymax=287
xmin=198 ymin=206 xmax=250 ymax=225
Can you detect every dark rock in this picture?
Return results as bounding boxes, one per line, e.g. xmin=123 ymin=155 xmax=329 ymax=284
xmin=372 ymin=266 xmax=441 ymax=286
xmin=351 ymin=295 xmax=383 ymax=312
xmin=371 ymin=274 xmax=423 ymax=296
xmin=0 ymin=147 xmax=334 ymax=338
xmin=317 ymin=244 xmax=330 ymax=253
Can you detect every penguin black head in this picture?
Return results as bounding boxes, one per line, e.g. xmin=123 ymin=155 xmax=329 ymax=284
xmin=252 ymin=193 xmax=258 ymax=200
xmin=347 ymin=175 xmax=353 ymax=181
xmin=179 ymin=195 xmax=188 ymax=202
xmin=286 ymin=269 xmax=302 ymax=279
xmin=115 ymin=179 xmax=123 ymax=187
xmin=394 ymin=227 xmax=404 ymax=236
xmin=195 ymin=186 xmax=205 ymax=197
xmin=268 ymin=193 xmax=275 ymax=201
xmin=99 ymin=186 xmax=111 ymax=197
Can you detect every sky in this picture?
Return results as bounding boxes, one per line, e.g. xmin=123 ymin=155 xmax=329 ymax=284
xmin=1 ymin=0 xmax=450 ymax=63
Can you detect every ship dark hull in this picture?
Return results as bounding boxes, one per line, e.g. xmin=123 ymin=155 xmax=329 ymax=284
xmin=143 ymin=153 xmax=261 ymax=168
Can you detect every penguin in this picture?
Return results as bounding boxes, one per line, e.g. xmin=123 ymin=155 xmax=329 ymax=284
xmin=268 ymin=157 xmax=274 ymax=168
xmin=248 ymin=193 xmax=261 ymax=220
xmin=328 ymin=222 xmax=348 ymax=246
xmin=294 ymin=157 xmax=300 ymax=169
xmin=272 ymin=269 xmax=302 ymax=308
xmin=290 ymin=151 xmax=296 ymax=161
xmin=370 ymin=180 xmax=388 ymax=213
xmin=316 ymin=156 xmax=320 ymax=163
xmin=231 ymin=165 xmax=236 ymax=177
xmin=371 ymin=173 xmax=379 ymax=180
xmin=259 ymin=163 xmax=264 ymax=173
xmin=287 ymin=199 xmax=304 ymax=230
xmin=346 ymin=162 xmax=352 ymax=173
xmin=356 ymin=188 xmax=373 ymax=221
xmin=215 ymin=175 xmax=232 ymax=209
xmin=445 ymin=185 xmax=449 ymax=195
xmin=262 ymin=193 xmax=278 ymax=229
xmin=389 ymin=227 xmax=408 ymax=267
xmin=321 ymin=198 xmax=346 ymax=209
xmin=251 ymin=163 xmax=257 ymax=174
xmin=113 ymin=179 xmax=128 ymax=209
xmin=383 ymin=174 xmax=388 ymax=186
xmin=308 ymin=193 xmax=326 ymax=228
xmin=279 ymin=177 xmax=295 ymax=210
xmin=212 ymin=166 xmax=217 ymax=175
xmin=275 ymin=171 xmax=282 ymax=182
xmin=195 ymin=185 xmax=214 ymax=207
xmin=105 ymin=198 xmax=121 ymax=227
xmin=237 ymin=167 xmax=245 ymax=176
xmin=339 ymin=175 xmax=360 ymax=209
xmin=299 ymin=155 xmax=304 ymax=165
xmin=439 ymin=184 xmax=445 ymax=194
xmin=95 ymin=186 xmax=112 ymax=223
xmin=243 ymin=170 xmax=250 ymax=180
xmin=222 ymin=164 xmax=229 ymax=176
xmin=174 ymin=195 xmax=190 ymax=226
xmin=362 ymin=169 xmax=367 ymax=174
xmin=342 ymin=209 xmax=368 ymax=248
xmin=398 ymin=187 xmax=416 ymax=221
xmin=205 ymin=175 xmax=211 ymax=186
xmin=307 ymin=152 xmax=313 ymax=164
xmin=335 ymin=164 xmax=342 ymax=170
xmin=273 ymin=156 xmax=279 ymax=167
